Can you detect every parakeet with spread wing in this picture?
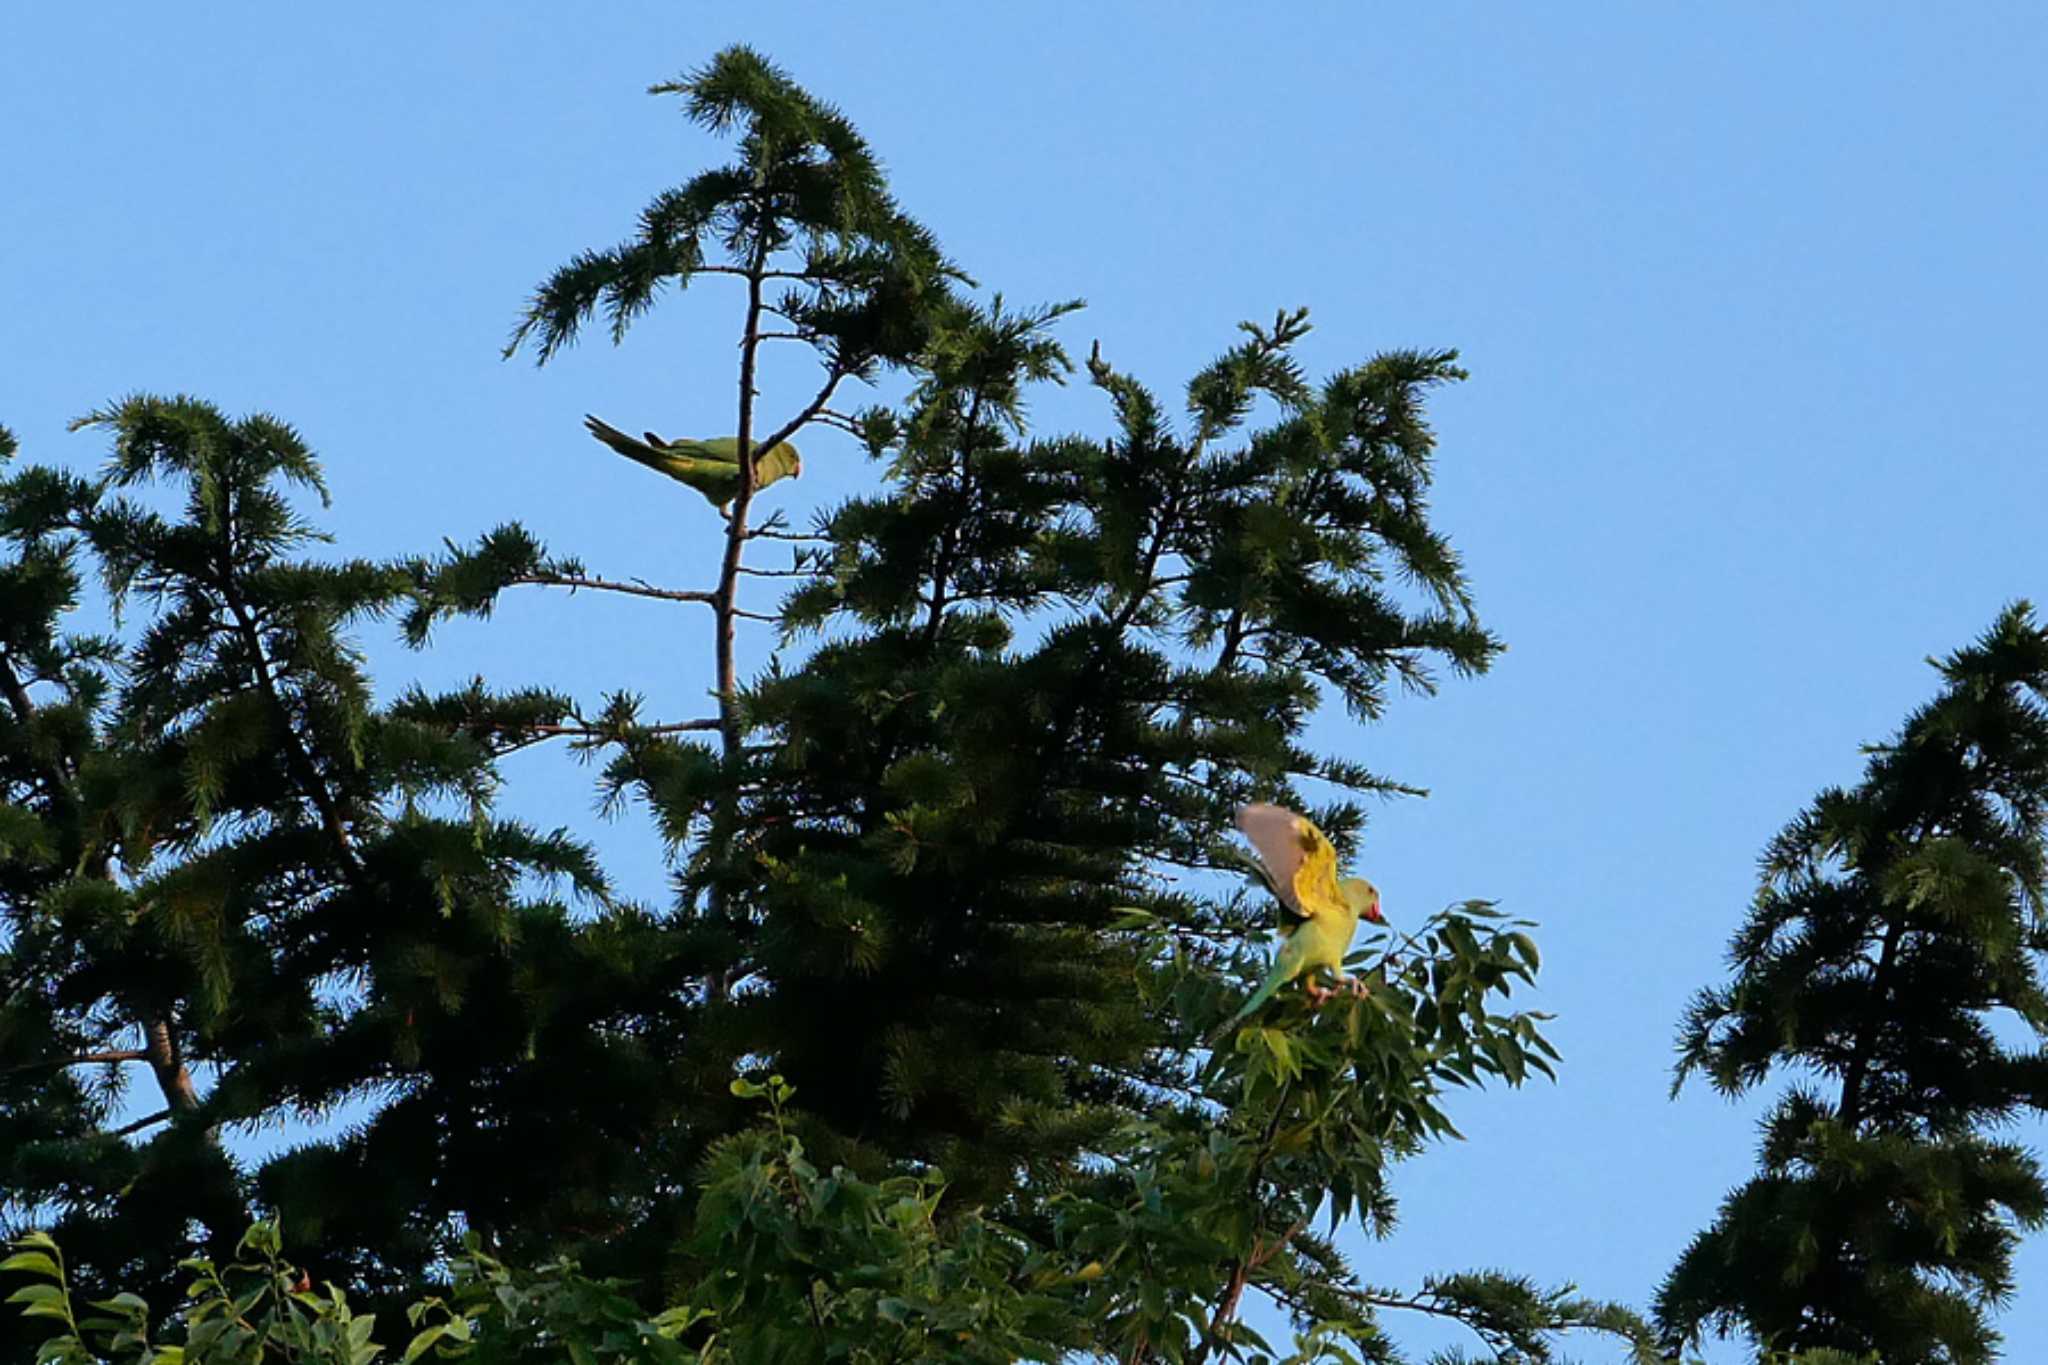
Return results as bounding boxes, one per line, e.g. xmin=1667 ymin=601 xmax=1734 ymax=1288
xmin=1208 ymin=802 xmax=1384 ymax=1042
xmin=584 ymin=415 xmax=803 ymax=513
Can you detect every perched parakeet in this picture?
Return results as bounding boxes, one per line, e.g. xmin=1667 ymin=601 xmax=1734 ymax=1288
xmin=583 ymin=416 xmax=803 ymax=512
xmin=1209 ymin=802 xmax=1384 ymax=1041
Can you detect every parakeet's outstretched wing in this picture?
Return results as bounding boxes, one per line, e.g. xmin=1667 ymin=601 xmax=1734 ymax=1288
xmin=1237 ymin=803 xmax=1344 ymax=925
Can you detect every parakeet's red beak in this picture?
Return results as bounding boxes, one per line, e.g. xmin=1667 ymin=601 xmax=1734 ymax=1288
xmin=1366 ymin=904 xmax=1385 ymax=924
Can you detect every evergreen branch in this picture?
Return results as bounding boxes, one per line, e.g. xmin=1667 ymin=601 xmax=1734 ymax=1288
xmin=216 ymin=560 xmax=362 ymax=872
xmin=2 ymin=1048 xmax=150 ymax=1076
xmin=142 ymin=1018 xmax=200 ymax=1112
xmin=0 ymin=646 xmax=83 ymax=815
xmin=518 ymin=719 xmax=719 ymax=742
xmin=1835 ymin=914 xmax=1907 ymax=1133
xmin=107 ymin=1107 xmax=174 ymax=1139
xmin=1096 ymin=1063 xmax=1222 ymax=1112
xmin=755 ymin=366 xmax=853 ymax=457
xmin=491 ymin=715 xmax=719 ymax=759
xmin=0 ymin=648 xmax=43 ymax=731
xmin=510 ymin=571 xmax=716 ymax=605
xmin=814 ymin=408 xmax=868 ymax=435
xmin=687 ymin=265 xmax=832 ymax=281
xmin=697 ymin=236 xmax=833 ymax=1003
xmin=699 ymin=265 xmax=861 ymax=283
xmin=692 ymin=224 xmax=819 ymax=1002
xmin=716 ymin=349 xmax=849 ymax=741
xmin=1262 ymin=1275 xmax=1659 ymax=1362
xmin=1214 ymin=604 xmax=1248 ymax=673
xmin=1 ymin=642 xmax=205 ymax=1128
xmin=921 ymin=388 xmax=985 ymax=647
xmin=711 ymin=236 xmax=778 ymax=757
xmin=1110 ymin=494 xmax=1184 ymax=636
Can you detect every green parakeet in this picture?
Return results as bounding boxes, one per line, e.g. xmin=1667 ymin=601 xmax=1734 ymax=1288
xmin=584 ymin=415 xmax=803 ymax=512
xmin=1209 ymin=802 xmax=1384 ymax=1042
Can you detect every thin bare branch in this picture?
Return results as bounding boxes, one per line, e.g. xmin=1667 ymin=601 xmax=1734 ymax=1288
xmin=713 ymin=240 xmax=777 ymax=753
xmin=511 ymin=573 xmax=716 ymax=605
xmin=519 ymin=719 xmax=719 ymax=742
xmin=814 ymin=409 xmax=867 ymax=435
xmin=216 ymin=531 xmax=361 ymax=873
xmin=2 ymin=651 xmax=206 ymax=1131
xmin=755 ymin=366 xmax=852 ymax=455
xmin=1257 ymin=1275 xmax=1649 ymax=1359
xmin=1190 ymin=1085 xmax=1294 ymax=1365
xmin=694 ymin=265 xmax=839 ymax=282
xmin=107 ymin=1108 xmax=174 ymax=1139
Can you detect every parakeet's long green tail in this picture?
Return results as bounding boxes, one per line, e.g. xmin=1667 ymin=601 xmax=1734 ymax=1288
xmin=1203 ymin=958 xmax=1295 ymax=1046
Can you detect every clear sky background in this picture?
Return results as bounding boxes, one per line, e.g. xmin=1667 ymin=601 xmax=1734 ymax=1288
xmin=6 ymin=5 xmax=2046 ymax=1360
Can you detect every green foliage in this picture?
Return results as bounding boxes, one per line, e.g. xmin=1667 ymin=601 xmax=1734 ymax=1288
xmin=10 ymin=1055 xmax=1662 ymax=1363
xmin=1660 ymin=604 xmax=2048 ymax=1363
xmin=1041 ymin=902 xmax=1642 ymax=1365
xmin=4 ymin=1220 xmax=712 ymax=1365
xmin=5 ymin=1222 xmax=379 ymax=1365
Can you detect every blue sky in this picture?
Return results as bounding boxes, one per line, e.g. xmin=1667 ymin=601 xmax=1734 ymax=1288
xmin=6 ymin=4 xmax=2047 ymax=1359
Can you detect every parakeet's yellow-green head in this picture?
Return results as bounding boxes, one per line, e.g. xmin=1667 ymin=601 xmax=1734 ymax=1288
xmin=1340 ymin=877 xmax=1383 ymax=924
xmin=756 ymin=440 xmax=801 ymax=484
